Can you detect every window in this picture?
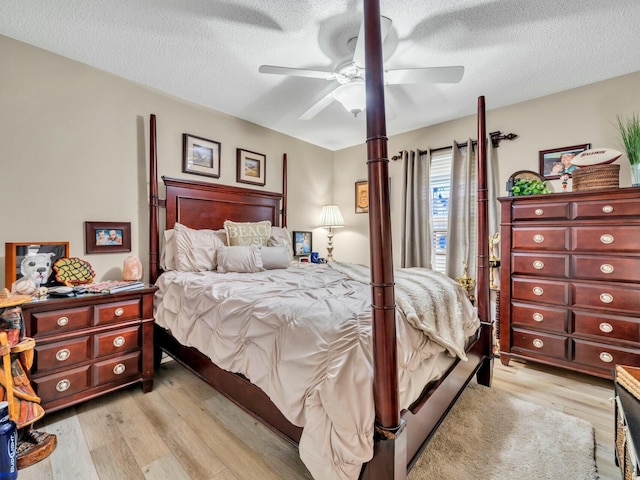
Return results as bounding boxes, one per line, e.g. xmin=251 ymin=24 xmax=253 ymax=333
xmin=430 ymin=149 xmax=453 ymax=273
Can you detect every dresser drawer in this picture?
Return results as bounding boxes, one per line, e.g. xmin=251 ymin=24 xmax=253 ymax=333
xmin=572 ymin=226 xmax=640 ymax=253
xmin=95 ymin=299 xmax=141 ymax=325
xmin=512 ymin=253 xmax=569 ymax=277
xmin=512 ymin=202 xmax=570 ymax=221
xmin=572 ymin=255 xmax=640 ymax=282
xmin=31 ymin=306 xmax=92 ymax=337
xmin=573 ymin=198 xmax=640 ymax=219
xmin=573 ymin=311 xmax=640 ymax=344
xmin=573 ymin=339 xmax=640 ymax=370
xmin=512 ymin=227 xmax=569 ymax=250
xmin=33 ymin=364 xmax=91 ymax=404
xmin=511 ymin=329 xmax=568 ymax=360
xmin=94 ymin=326 xmax=140 ymax=358
xmin=572 ymin=282 xmax=640 ymax=313
xmin=511 ymin=302 xmax=568 ymax=333
xmin=93 ymin=351 xmax=141 ymax=386
xmin=512 ymin=278 xmax=569 ymax=305
xmin=34 ymin=336 xmax=91 ymax=374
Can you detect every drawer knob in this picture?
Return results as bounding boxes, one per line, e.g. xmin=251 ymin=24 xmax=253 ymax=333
xmin=56 ymin=379 xmax=70 ymax=392
xmin=534 ymin=208 xmax=544 ymax=216
xmin=532 ymin=339 xmax=544 ymax=348
xmin=599 ymin=352 xmax=613 ymax=363
xmin=533 ymin=234 xmax=545 ymax=244
xmin=533 ymin=260 xmax=544 ymax=270
xmin=533 ymin=286 xmax=544 ymax=296
xmin=602 ymin=205 xmax=614 ymax=213
xmin=599 ymin=293 xmax=614 ymax=304
xmin=533 ymin=313 xmax=544 ymax=322
xmin=57 ymin=316 xmax=69 ymax=327
xmin=114 ymin=308 xmax=125 ymax=317
xmin=55 ymin=349 xmax=70 ymax=361
xmin=600 ymin=234 xmax=614 ymax=244
xmin=113 ymin=363 xmax=126 ymax=375
xmin=113 ymin=336 xmax=126 ymax=347
xmin=600 ymin=264 xmax=614 ymax=274
xmin=599 ymin=322 xmax=614 ymax=333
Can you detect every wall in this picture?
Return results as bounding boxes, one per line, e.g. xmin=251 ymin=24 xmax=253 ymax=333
xmin=0 ymin=35 xmax=334 ymax=286
xmin=333 ymin=71 xmax=640 ymax=266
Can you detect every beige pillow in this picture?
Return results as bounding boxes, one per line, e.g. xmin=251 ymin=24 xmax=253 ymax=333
xmin=268 ymin=226 xmax=293 ymax=259
xmin=224 ymin=220 xmax=271 ymax=246
xmin=160 ymin=229 xmax=176 ymax=271
xmin=261 ymin=246 xmax=291 ymax=270
xmin=217 ymin=246 xmax=265 ymax=273
xmin=174 ymin=222 xmax=224 ymax=272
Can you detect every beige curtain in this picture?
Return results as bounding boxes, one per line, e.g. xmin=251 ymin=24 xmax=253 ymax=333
xmin=400 ymin=149 xmax=432 ymax=268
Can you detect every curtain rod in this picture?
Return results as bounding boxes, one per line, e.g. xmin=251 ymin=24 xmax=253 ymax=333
xmin=390 ymin=130 xmax=518 ymax=160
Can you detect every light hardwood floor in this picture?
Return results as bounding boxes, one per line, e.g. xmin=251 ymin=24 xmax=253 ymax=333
xmin=19 ymin=357 xmax=619 ymax=480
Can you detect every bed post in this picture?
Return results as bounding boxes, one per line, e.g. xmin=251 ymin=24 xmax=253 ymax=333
xmin=149 ymin=113 xmax=160 ymax=284
xmin=282 ymin=153 xmax=288 ymax=228
xmin=361 ymin=0 xmax=405 ymax=479
xmin=475 ymin=96 xmax=494 ymax=386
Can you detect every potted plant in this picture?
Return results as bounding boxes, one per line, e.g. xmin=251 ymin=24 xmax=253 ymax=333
xmin=617 ymin=113 xmax=640 ymax=186
xmin=510 ymin=178 xmax=551 ymax=196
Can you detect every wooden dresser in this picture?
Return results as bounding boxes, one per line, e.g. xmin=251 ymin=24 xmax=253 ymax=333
xmin=21 ymin=286 xmax=157 ymax=413
xmin=498 ymin=188 xmax=640 ymax=379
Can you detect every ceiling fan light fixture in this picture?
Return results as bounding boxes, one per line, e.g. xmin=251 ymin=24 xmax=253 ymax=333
xmin=333 ymin=82 xmax=366 ymax=117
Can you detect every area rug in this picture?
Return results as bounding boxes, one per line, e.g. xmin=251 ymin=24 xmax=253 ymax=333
xmin=408 ymin=383 xmax=597 ymax=480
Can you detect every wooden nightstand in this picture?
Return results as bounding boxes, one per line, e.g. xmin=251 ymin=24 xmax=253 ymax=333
xmin=20 ymin=286 xmax=157 ymax=413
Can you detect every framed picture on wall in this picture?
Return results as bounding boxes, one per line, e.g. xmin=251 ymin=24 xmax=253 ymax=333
xmin=355 ymin=180 xmax=368 ymax=213
xmin=84 ymin=221 xmax=132 ymax=254
xmin=237 ymin=148 xmax=266 ymax=186
xmin=539 ymin=143 xmax=591 ymax=179
xmin=183 ymin=134 xmax=221 ymax=178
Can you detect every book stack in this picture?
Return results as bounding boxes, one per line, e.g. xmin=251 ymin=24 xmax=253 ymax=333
xmin=81 ymin=280 xmax=145 ymax=294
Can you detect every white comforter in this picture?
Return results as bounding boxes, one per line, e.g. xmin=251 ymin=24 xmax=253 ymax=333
xmin=154 ymin=262 xmax=479 ymax=480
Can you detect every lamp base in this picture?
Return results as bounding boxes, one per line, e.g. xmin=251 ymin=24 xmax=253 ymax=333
xmin=326 ymin=229 xmax=334 ymax=262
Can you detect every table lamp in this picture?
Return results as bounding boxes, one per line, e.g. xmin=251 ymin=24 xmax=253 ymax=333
xmin=318 ymin=205 xmax=345 ymax=261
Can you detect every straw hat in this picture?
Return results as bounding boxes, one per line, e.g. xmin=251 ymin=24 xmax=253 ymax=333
xmin=0 ymin=288 xmax=32 ymax=309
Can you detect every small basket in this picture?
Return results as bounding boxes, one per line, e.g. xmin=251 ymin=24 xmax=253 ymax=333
xmin=616 ymin=365 xmax=640 ymax=401
xmin=572 ymin=163 xmax=620 ymax=190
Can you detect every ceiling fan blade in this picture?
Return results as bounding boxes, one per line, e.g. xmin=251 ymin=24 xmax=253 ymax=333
xmin=298 ymin=90 xmax=337 ymax=120
xmin=385 ymin=66 xmax=464 ymax=85
xmin=259 ymin=65 xmax=336 ymax=80
xmin=353 ymin=16 xmax=392 ymax=68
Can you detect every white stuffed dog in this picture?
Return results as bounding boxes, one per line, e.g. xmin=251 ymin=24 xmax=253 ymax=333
xmin=11 ymin=253 xmax=56 ymax=294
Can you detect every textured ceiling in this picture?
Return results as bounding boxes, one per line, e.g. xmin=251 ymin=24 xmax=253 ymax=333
xmin=2 ymin=0 xmax=640 ymax=151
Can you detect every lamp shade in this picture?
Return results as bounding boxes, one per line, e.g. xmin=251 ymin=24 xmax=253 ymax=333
xmin=332 ymin=82 xmax=365 ymax=117
xmin=318 ymin=205 xmax=345 ymax=228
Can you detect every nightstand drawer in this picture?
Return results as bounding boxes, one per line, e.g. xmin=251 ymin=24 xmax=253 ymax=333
xmin=95 ymin=299 xmax=141 ymax=325
xmin=511 ymin=303 xmax=568 ymax=333
xmin=511 ymin=329 xmax=568 ymax=360
xmin=94 ymin=326 xmax=140 ymax=357
xmin=573 ymin=339 xmax=640 ymax=370
xmin=34 ymin=365 xmax=91 ymax=403
xmin=34 ymin=336 xmax=91 ymax=374
xmin=93 ymin=351 xmax=141 ymax=386
xmin=31 ymin=306 xmax=92 ymax=337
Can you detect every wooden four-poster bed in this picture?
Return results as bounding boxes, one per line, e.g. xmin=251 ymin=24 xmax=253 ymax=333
xmin=147 ymin=2 xmax=493 ymax=479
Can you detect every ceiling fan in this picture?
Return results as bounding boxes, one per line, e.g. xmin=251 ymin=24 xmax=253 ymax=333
xmin=258 ymin=16 xmax=464 ymax=120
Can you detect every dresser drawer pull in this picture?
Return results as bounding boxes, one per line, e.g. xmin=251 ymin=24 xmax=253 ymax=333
xmin=532 ymin=313 xmax=544 ymax=322
xmin=57 ymin=316 xmax=69 ymax=327
xmin=599 ymin=322 xmax=614 ymax=333
xmin=600 ymin=264 xmax=614 ymax=274
xmin=533 ymin=287 xmax=544 ymax=296
xmin=600 ymin=234 xmax=614 ymax=244
xmin=533 ymin=234 xmax=545 ymax=243
xmin=532 ymin=339 xmax=544 ymax=348
xmin=114 ymin=308 xmax=125 ymax=317
xmin=533 ymin=260 xmax=544 ymax=270
xmin=602 ymin=205 xmax=614 ymax=213
xmin=599 ymin=293 xmax=614 ymax=304
xmin=113 ymin=336 xmax=126 ymax=348
xmin=599 ymin=352 xmax=613 ymax=363
xmin=55 ymin=349 xmax=70 ymax=361
xmin=56 ymin=379 xmax=71 ymax=392
xmin=534 ymin=208 xmax=544 ymax=216
xmin=113 ymin=363 xmax=126 ymax=375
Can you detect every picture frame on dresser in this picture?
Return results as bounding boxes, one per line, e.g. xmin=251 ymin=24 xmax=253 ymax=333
xmin=292 ymin=231 xmax=312 ymax=257
xmin=4 ymin=241 xmax=69 ymax=288
xmin=539 ymin=143 xmax=591 ymax=179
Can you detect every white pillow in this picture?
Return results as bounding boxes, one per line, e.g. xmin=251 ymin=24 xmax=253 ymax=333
xmin=224 ymin=220 xmax=272 ymax=246
xmin=217 ymin=246 xmax=265 ymax=273
xmin=160 ymin=229 xmax=176 ymax=271
xmin=268 ymin=226 xmax=293 ymax=259
xmin=261 ymin=246 xmax=292 ymax=270
xmin=174 ymin=222 xmax=224 ymax=272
